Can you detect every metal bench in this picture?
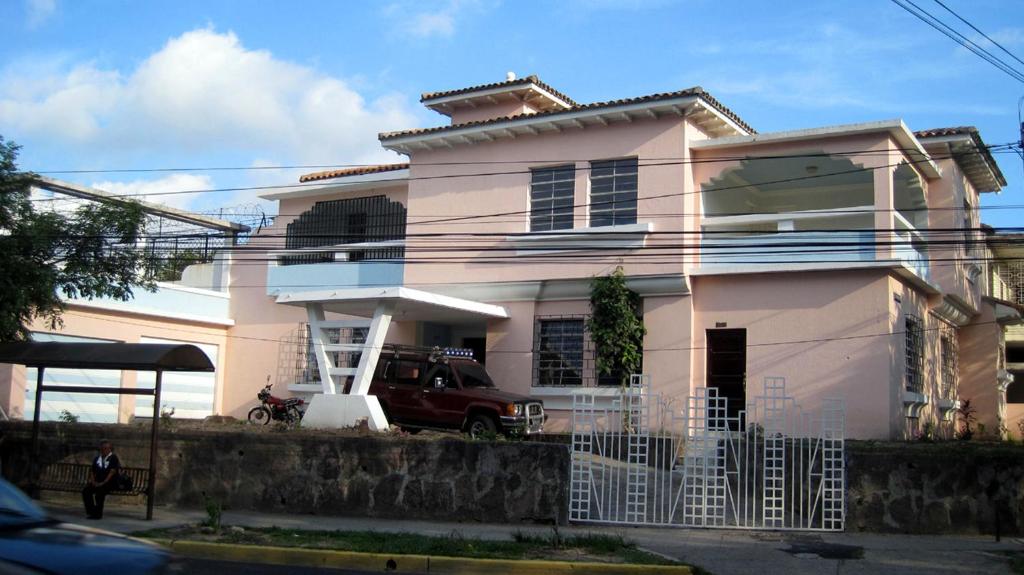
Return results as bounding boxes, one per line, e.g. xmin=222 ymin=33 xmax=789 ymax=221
xmin=37 ymin=462 xmax=150 ymax=498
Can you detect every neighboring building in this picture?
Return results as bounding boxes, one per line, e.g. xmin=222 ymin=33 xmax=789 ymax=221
xmin=0 ymin=177 xmax=248 ymax=423
xmin=2 ymin=75 xmax=1016 ymax=440
xmin=988 ymin=231 xmax=1024 ymax=438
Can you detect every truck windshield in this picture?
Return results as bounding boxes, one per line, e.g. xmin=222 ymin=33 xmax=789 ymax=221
xmin=454 ymin=362 xmax=495 ymax=388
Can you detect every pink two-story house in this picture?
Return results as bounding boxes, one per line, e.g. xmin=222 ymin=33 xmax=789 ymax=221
xmin=5 ymin=75 xmax=1014 ymax=441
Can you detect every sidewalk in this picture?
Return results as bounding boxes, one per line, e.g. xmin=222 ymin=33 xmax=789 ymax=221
xmin=42 ymin=500 xmax=1023 ymax=575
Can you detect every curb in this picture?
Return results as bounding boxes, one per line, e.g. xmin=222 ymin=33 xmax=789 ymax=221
xmin=151 ymin=539 xmax=693 ymax=574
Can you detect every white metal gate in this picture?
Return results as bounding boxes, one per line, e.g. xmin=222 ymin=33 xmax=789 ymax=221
xmin=569 ymin=375 xmax=845 ymax=531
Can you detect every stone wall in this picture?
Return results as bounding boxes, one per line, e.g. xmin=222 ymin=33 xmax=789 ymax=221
xmin=4 ymin=422 xmax=1022 ymax=534
xmin=0 ymin=422 xmax=569 ymax=525
xmin=847 ymin=441 xmax=1024 ymax=535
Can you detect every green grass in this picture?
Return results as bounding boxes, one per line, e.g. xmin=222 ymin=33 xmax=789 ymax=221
xmin=135 ymin=525 xmax=681 ymax=566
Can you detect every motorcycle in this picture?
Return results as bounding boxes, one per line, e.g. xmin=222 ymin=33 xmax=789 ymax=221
xmin=248 ymin=382 xmax=305 ymax=425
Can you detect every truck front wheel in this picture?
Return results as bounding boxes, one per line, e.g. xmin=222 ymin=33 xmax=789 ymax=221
xmin=467 ymin=414 xmax=497 ymax=438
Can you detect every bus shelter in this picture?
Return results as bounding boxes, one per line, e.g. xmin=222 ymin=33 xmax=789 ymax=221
xmin=0 ymin=342 xmax=214 ymax=519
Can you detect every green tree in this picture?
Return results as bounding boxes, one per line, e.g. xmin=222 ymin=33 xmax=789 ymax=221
xmin=0 ymin=135 xmax=154 ymax=340
xmin=586 ymin=266 xmax=647 ymax=387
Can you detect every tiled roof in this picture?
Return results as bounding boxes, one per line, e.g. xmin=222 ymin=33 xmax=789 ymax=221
xmin=914 ymin=126 xmax=1007 ymax=188
xmin=298 ymin=163 xmax=409 ymax=183
xmin=381 ymin=86 xmax=755 ymax=141
xmin=421 ymin=75 xmax=578 ymax=106
xmin=913 ymin=126 xmax=976 ymax=138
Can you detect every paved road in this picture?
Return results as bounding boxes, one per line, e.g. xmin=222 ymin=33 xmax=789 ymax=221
xmin=41 ymin=499 xmax=1024 ymax=575
xmin=180 ymin=557 xmax=424 ymax=575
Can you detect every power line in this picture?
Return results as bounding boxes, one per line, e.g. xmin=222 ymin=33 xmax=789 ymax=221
xmin=890 ymin=0 xmax=1024 ymax=83
xmin=931 ymin=0 xmax=1024 ymax=69
xmin=25 ymin=144 xmax=1014 ymax=175
xmin=60 ymin=307 xmax=1013 ymax=356
xmin=23 ymin=143 xmax=1019 ymax=202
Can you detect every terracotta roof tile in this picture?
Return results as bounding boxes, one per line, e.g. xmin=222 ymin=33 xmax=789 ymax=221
xmin=913 ymin=126 xmax=976 ymax=139
xmin=421 ymin=74 xmax=577 ymax=106
xmin=298 ymin=163 xmax=409 ymax=183
xmin=382 ymin=86 xmax=755 ymax=141
xmin=914 ymin=126 xmax=1006 ymax=188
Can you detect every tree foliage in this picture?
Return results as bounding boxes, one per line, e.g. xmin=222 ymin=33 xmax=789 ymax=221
xmin=0 ymin=135 xmax=154 ymax=341
xmin=586 ymin=266 xmax=647 ymax=386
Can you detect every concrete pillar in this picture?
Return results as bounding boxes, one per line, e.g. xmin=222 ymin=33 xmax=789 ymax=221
xmin=350 ymin=302 xmax=394 ymax=396
xmin=305 ymin=303 xmax=336 ymax=394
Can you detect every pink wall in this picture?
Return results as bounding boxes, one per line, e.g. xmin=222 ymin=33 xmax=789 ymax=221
xmin=921 ymin=144 xmax=982 ymax=312
xmin=0 ymin=307 xmax=229 ymax=422
xmin=959 ymin=303 xmax=1002 ymax=436
xmin=403 ymin=116 xmax=694 ymax=286
xmin=449 ymin=100 xmax=537 ymax=125
xmin=690 ymin=270 xmax=895 ymax=439
xmin=221 ymin=184 xmax=415 ymax=418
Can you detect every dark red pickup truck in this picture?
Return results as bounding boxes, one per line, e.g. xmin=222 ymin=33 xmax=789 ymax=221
xmin=369 ymin=345 xmax=545 ymax=437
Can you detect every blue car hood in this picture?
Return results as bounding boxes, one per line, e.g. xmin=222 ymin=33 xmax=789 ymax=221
xmin=0 ymin=520 xmax=169 ymax=574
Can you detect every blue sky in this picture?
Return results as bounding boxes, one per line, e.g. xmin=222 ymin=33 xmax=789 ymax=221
xmin=2 ymin=0 xmax=1023 ymax=226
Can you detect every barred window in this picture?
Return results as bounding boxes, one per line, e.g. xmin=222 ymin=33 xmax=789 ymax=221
xmin=904 ymin=315 xmax=924 ymax=394
xmin=532 ymin=316 xmax=625 ymax=387
xmin=534 ymin=318 xmax=586 ymax=386
xmin=940 ymin=325 xmax=958 ymax=399
xmin=589 ymin=158 xmax=638 ymax=228
xmin=530 ymin=165 xmax=575 ymax=232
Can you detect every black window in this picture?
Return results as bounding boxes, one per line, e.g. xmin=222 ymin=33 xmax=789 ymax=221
xmin=905 ymin=315 xmax=924 ymax=393
xmin=394 ymin=360 xmax=421 ymax=386
xmin=535 ymin=319 xmax=585 ymax=386
xmin=590 ymin=158 xmax=638 ymax=228
xmin=1008 ymin=375 xmax=1024 ymax=404
xmin=939 ymin=326 xmax=958 ymax=399
xmin=530 ymin=165 xmax=575 ymax=232
xmin=423 ymin=364 xmax=455 ymax=389
xmin=453 ymin=362 xmax=494 ymax=388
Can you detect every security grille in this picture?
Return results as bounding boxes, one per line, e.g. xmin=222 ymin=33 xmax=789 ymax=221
xmin=904 ymin=315 xmax=925 ymax=394
xmin=530 ymin=165 xmax=575 ymax=232
xmin=998 ymin=261 xmax=1024 ymax=306
xmin=570 ymin=375 xmax=846 ymax=532
xmin=939 ymin=324 xmax=958 ymax=400
xmin=534 ymin=317 xmax=588 ymax=386
xmin=589 ymin=158 xmax=638 ymax=227
xmin=277 ymin=323 xmax=368 ymax=386
xmin=283 ymin=195 xmax=406 ymax=265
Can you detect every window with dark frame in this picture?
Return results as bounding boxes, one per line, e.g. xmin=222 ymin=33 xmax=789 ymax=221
xmin=532 ymin=316 xmax=623 ymax=387
xmin=530 ymin=165 xmax=576 ymax=232
xmin=534 ymin=317 xmax=587 ymax=387
xmin=939 ymin=324 xmax=958 ymax=400
xmin=904 ymin=314 xmax=924 ymax=394
xmin=589 ymin=158 xmax=638 ymax=228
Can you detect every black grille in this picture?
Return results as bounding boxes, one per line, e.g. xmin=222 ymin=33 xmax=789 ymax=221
xmin=284 ymin=195 xmax=406 ymax=265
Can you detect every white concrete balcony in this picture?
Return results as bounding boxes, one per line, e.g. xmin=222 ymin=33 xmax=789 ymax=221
xmin=266 ymin=241 xmax=405 ymax=296
xmin=697 ymin=208 xmax=932 ymax=284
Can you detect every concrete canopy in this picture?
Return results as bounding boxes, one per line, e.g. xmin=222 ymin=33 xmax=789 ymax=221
xmin=275 ymin=286 xmax=509 ymax=324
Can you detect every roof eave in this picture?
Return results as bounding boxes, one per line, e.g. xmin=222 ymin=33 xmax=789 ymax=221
xmin=690 ymin=119 xmax=941 ymax=179
xmin=260 ymin=169 xmax=410 ymax=202
xmin=422 ymin=82 xmax=574 ymax=116
xmin=916 ymin=133 xmax=1006 ymax=193
xmin=380 ymin=95 xmax=749 ymax=154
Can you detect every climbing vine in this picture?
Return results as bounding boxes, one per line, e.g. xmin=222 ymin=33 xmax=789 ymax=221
xmin=587 ymin=266 xmax=646 ymax=387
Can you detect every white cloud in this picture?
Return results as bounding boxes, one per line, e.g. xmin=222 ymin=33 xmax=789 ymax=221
xmin=91 ymin=174 xmax=216 ymax=211
xmin=25 ymin=0 xmax=56 ymax=28
xmin=384 ymin=0 xmax=488 ymax=38
xmin=0 ymin=27 xmax=418 ymax=166
xmin=410 ymin=12 xmax=455 ymax=37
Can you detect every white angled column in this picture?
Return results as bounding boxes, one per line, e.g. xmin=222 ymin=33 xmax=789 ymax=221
xmin=349 ymin=301 xmax=394 ymax=396
xmin=306 ymin=303 xmax=336 ymax=394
